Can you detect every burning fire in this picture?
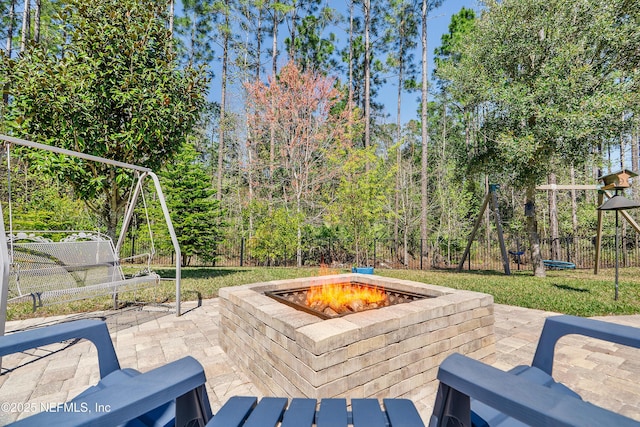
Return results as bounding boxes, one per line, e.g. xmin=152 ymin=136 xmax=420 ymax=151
xmin=306 ymin=283 xmax=388 ymax=315
xmin=317 ymin=263 xmax=340 ymax=276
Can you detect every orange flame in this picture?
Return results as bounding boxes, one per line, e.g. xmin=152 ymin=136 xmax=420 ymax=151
xmin=317 ymin=263 xmax=339 ymax=276
xmin=306 ymin=283 xmax=386 ymax=308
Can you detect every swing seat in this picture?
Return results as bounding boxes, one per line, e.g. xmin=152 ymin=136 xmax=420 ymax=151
xmin=7 ymin=231 xmax=160 ymax=310
xmin=543 ymin=259 xmax=576 ymax=270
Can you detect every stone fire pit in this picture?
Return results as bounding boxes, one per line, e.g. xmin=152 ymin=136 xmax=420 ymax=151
xmin=219 ymin=273 xmax=494 ymax=400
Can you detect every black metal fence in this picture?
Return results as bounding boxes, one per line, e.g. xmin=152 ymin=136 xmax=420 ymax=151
xmin=123 ymin=234 xmax=640 ymax=272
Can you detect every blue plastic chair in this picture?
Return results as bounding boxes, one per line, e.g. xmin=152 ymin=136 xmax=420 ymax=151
xmin=0 ymin=319 xmax=212 ymax=427
xmin=429 ymin=315 xmax=640 ymax=426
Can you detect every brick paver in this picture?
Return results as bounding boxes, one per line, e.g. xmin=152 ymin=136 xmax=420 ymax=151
xmin=1 ymin=300 xmax=639 ymax=424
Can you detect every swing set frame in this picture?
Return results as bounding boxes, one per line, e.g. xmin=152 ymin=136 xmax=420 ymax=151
xmin=0 ymin=134 xmax=184 ymax=341
xmin=457 ymin=180 xmax=640 ymax=275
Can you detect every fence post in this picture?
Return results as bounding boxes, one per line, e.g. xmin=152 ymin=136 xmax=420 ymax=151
xmin=240 ymin=237 xmax=245 ymax=267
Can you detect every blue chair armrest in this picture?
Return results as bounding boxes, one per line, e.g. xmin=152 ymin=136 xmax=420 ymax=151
xmin=532 ymin=315 xmax=640 ymax=376
xmin=0 ymin=319 xmax=120 ymax=378
xmin=430 ymin=353 xmax=639 ymax=427
xmin=9 ymin=356 xmax=211 ymax=427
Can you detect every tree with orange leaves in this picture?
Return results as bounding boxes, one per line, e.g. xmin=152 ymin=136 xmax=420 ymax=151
xmin=245 ymin=61 xmax=355 ymax=266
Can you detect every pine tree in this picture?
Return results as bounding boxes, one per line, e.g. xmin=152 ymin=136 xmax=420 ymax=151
xmin=159 ymin=143 xmax=224 ymax=266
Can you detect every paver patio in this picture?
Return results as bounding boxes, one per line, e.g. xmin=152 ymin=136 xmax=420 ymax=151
xmin=1 ymin=299 xmax=639 ymax=425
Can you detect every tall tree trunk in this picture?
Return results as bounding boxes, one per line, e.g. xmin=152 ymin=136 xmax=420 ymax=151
xmin=268 ymin=7 xmax=278 ymax=211
xmin=287 ymin=2 xmax=298 ymax=59
xmin=403 ymin=161 xmax=411 ymax=266
xmin=570 ymin=165 xmax=578 ymax=234
xmin=216 ymin=3 xmax=229 ymax=201
xmin=394 ymin=36 xmax=404 ymax=254
xmin=485 ymin=176 xmax=491 ymax=254
xmin=168 ymin=0 xmax=174 ymax=37
xmin=33 ymin=0 xmax=41 ymax=43
xmin=363 ymin=0 xmax=371 ymax=149
xmin=620 ymin=113 xmax=628 ymax=266
xmin=3 ymin=0 xmax=14 ymax=105
xmin=247 ymin=131 xmax=255 ymax=238
xmin=464 ymin=108 xmax=471 ymax=155
xmin=348 ymin=0 xmax=354 ymax=112
xmin=271 ymin=10 xmax=278 ymax=76
xmin=420 ymin=0 xmax=429 ymax=261
xmin=548 ymin=172 xmax=560 ymax=260
xmin=631 ymin=120 xmax=639 ymax=200
xmin=526 ymin=185 xmax=545 ymax=277
xmin=570 ymin=164 xmax=579 ymax=262
xmin=6 ymin=0 xmax=15 ymax=56
xmin=188 ymin=13 xmax=195 ymax=67
xmin=403 ymin=217 xmax=409 ymax=267
xmin=589 ymin=145 xmax=602 ymax=205
xmin=20 ymin=0 xmax=30 ymax=52
xmin=245 ymin=3 xmax=263 ymax=237
xmin=102 ymin=171 xmax=122 ymax=243
xmin=255 ymin=7 xmax=262 ymax=81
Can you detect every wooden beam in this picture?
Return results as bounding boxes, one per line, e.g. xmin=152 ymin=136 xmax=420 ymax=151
xmin=536 ymin=184 xmax=599 ymax=191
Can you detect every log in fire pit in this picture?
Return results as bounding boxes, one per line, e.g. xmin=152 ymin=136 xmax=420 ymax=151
xmin=265 ymin=282 xmax=430 ymax=319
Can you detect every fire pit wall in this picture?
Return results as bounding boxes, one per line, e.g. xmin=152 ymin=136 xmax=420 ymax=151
xmin=219 ymin=273 xmax=494 ymax=400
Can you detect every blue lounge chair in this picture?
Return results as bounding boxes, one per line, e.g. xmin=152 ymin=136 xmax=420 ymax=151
xmin=1 ymin=319 xmax=212 ymax=426
xmin=429 ymin=315 xmax=640 ymax=426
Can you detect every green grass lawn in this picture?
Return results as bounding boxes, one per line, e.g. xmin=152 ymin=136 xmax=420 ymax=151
xmin=6 ymin=266 xmax=640 ymax=321
xmin=377 ymin=268 xmax=640 ymax=317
